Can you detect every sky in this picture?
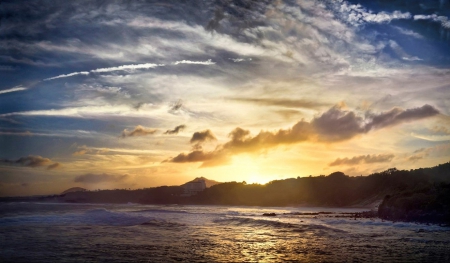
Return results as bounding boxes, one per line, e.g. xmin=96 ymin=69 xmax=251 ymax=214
xmin=1 ymin=0 xmax=450 ymax=196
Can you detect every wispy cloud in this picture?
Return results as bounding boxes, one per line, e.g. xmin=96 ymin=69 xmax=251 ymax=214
xmin=121 ymin=125 xmax=158 ymax=138
xmin=91 ymin=63 xmax=163 ymax=73
xmin=0 ymin=105 xmax=164 ymax=118
xmin=410 ymin=133 xmax=450 ymax=142
xmin=0 ymin=86 xmax=27 ymax=95
xmin=414 ymin=14 xmax=450 ymax=29
xmin=229 ymin=98 xmax=327 ymax=109
xmin=337 ymin=2 xmax=411 ymax=25
xmin=173 ymin=59 xmax=216 ymax=65
xmin=0 ymin=155 xmax=60 ymax=170
xmin=164 ymin=124 xmax=186 ymax=135
xmin=229 ymin=58 xmax=252 ymax=63
xmin=43 ymin=63 xmax=164 ymax=81
xmin=42 ymin=60 xmax=214 ymax=82
xmin=74 ymin=173 xmax=129 ymax=183
xmin=72 ymin=145 xmax=165 ymax=156
xmin=44 ymin=71 xmax=89 ymax=81
xmin=0 ymin=131 xmax=33 ymax=136
xmin=329 ymin=154 xmax=395 ymax=166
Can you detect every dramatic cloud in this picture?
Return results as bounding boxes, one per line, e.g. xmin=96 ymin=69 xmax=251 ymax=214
xmin=121 ymin=125 xmax=158 ymax=138
xmin=1 ymin=0 xmax=450 ymax=194
xmin=364 ymin=105 xmax=440 ymax=131
xmin=0 ymin=155 xmax=60 ymax=169
xmin=74 ymin=173 xmax=129 ymax=184
xmin=311 ymin=106 xmax=365 ymax=142
xmin=164 ymin=125 xmax=186 ymax=135
xmin=329 ymin=154 xmax=395 ymax=166
xmin=168 ymin=104 xmax=439 ymax=165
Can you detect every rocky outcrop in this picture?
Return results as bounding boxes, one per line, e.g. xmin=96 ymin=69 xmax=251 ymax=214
xmin=378 ymin=183 xmax=450 ymax=224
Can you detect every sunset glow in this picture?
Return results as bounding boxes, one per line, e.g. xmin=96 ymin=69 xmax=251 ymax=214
xmin=1 ymin=0 xmax=450 ymax=196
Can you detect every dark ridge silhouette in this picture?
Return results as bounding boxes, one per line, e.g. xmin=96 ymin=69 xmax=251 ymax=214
xmin=182 ymin=177 xmax=221 ymax=188
xmin=60 ymin=187 xmax=87 ymax=195
xmin=2 ymin=162 xmax=450 ymax=223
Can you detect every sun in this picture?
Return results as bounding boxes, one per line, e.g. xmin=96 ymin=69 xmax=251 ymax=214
xmin=247 ymin=173 xmax=273 ymax=185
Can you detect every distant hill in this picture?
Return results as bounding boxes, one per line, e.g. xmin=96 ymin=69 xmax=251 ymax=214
xmin=8 ymin=162 xmax=450 ymax=224
xmin=61 ymin=187 xmax=87 ymax=195
xmin=181 ymin=177 xmax=221 ymax=188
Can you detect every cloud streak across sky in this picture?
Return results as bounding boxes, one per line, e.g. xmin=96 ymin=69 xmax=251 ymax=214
xmin=0 ymin=86 xmax=27 ymax=95
xmin=42 ymin=60 xmax=214 ymax=82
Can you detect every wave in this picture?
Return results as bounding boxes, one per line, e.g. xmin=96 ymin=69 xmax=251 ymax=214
xmin=213 ymin=217 xmax=347 ymax=233
xmin=214 ymin=217 xmax=297 ymax=228
xmin=324 ymin=218 xmax=448 ymax=228
xmin=140 ymin=219 xmax=185 ymax=228
xmin=0 ymin=208 xmax=169 ymax=227
xmin=132 ymin=208 xmax=189 ymax=214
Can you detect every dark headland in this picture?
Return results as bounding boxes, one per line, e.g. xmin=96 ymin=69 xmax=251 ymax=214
xmin=2 ymin=162 xmax=450 ymax=224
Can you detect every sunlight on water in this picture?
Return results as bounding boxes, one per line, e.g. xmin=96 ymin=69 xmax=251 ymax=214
xmin=0 ymin=203 xmax=449 ymax=262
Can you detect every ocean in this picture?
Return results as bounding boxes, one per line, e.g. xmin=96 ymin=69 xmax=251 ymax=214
xmin=0 ymin=202 xmax=449 ymax=262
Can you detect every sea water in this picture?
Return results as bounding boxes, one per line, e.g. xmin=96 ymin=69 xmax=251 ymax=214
xmin=0 ymin=202 xmax=449 ymax=262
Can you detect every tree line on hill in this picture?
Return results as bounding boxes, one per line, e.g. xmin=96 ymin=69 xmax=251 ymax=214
xmin=58 ymin=162 xmax=450 ymax=210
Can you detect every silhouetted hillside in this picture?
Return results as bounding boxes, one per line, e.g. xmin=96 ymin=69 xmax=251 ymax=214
xmin=182 ymin=177 xmax=221 ymax=188
xmin=182 ymin=164 xmax=449 ymax=207
xmin=5 ymin=162 xmax=450 ymax=215
xmin=61 ymin=187 xmax=87 ymax=195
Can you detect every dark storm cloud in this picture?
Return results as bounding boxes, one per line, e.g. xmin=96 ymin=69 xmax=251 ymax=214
xmin=329 ymin=154 xmax=395 ymax=166
xmin=169 ymin=150 xmax=219 ymax=163
xmin=229 ymin=98 xmax=327 ymax=109
xmin=190 ymin=130 xmax=217 ymax=144
xmin=0 ymin=155 xmax=60 ymax=169
xmin=121 ymin=125 xmax=158 ymax=138
xmin=311 ymin=106 xmax=366 ymax=142
xmin=365 ymin=105 xmax=440 ymax=131
xmin=313 ymin=104 xmax=440 ymax=142
xmin=167 ymin=104 xmax=439 ymax=165
xmin=164 ymin=125 xmax=186 ymax=135
xmin=74 ymin=173 xmax=129 ymax=183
